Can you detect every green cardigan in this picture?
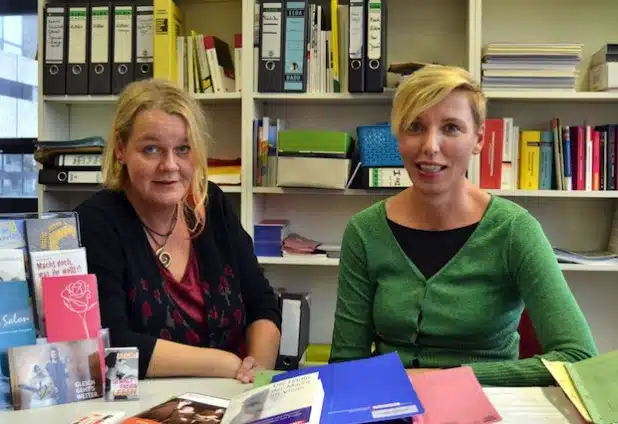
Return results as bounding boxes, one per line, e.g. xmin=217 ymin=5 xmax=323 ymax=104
xmin=330 ymin=194 xmax=598 ymax=386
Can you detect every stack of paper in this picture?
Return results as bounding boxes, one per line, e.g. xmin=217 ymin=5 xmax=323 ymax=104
xmin=481 ymin=43 xmax=583 ymax=91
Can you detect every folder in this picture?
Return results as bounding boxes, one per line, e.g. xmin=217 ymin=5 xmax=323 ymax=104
xmin=112 ymin=2 xmax=135 ymax=94
xmin=275 ymin=292 xmax=310 ymax=371
xmin=347 ymin=0 xmax=366 ymax=92
xmin=43 ymin=2 xmax=67 ymax=95
xmin=258 ymin=1 xmax=284 ymax=92
xmin=282 ymin=0 xmax=308 ymax=93
xmin=66 ymin=1 xmax=90 ymax=95
xmin=134 ymin=0 xmax=154 ymax=81
xmin=364 ymin=0 xmax=386 ymax=92
xmin=88 ymin=0 xmax=112 ymax=94
xmin=153 ymin=0 xmax=183 ymax=82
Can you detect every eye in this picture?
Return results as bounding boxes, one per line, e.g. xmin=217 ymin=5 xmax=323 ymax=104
xmin=406 ymin=121 xmax=423 ymax=133
xmin=443 ymin=123 xmax=461 ymax=135
xmin=143 ymin=145 xmax=159 ymax=155
xmin=176 ymin=145 xmax=191 ymax=155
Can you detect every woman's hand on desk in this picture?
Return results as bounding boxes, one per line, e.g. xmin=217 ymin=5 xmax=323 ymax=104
xmin=234 ymin=356 xmax=263 ymax=384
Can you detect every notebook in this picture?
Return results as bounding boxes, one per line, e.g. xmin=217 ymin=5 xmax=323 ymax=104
xmin=408 ymin=366 xmax=501 ymax=424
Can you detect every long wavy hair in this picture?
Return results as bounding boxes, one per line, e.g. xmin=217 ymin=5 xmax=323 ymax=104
xmin=101 ymin=79 xmax=210 ymax=235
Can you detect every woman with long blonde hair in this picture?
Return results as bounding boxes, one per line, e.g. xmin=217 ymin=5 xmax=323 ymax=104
xmin=75 ymin=79 xmax=281 ymax=382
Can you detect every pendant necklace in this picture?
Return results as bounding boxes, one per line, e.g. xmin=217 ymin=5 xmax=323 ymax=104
xmin=142 ymin=205 xmax=178 ymax=269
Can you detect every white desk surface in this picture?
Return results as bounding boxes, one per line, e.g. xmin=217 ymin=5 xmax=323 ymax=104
xmin=0 ymin=378 xmax=585 ymax=424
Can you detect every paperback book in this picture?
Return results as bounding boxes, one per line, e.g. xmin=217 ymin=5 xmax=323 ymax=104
xmin=105 ymin=347 xmax=139 ymax=401
xmin=8 ymin=337 xmax=104 ymax=410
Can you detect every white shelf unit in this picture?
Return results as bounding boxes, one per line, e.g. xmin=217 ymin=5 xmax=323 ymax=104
xmin=37 ymin=0 xmax=618 ymax=354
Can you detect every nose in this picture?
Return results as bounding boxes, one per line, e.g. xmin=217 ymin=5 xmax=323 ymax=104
xmin=159 ymin=150 xmax=180 ymax=171
xmin=420 ymin=127 xmax=440 ymax=156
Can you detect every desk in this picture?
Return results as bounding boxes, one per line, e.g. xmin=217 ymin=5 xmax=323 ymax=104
xmin=2 ymin=379 xmax=585 ymax=424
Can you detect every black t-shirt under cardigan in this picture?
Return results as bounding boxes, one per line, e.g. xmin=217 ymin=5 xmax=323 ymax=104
xmin=74 ymin=182 xmax=282 ymax=378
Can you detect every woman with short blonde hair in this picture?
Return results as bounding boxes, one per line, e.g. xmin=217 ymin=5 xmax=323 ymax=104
xmin=75 ymin=79 xmax=281 ymax=382
xmin=330 ymin=65 xmax=597 ymax=386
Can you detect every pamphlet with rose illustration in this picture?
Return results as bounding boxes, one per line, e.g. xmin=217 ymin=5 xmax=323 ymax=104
xmin=29 ymin=247 xmax=88 ymax=336
xmin=42 ymin=274 xmax=101 ymax=343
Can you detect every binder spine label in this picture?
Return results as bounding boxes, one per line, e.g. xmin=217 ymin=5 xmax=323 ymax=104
xmin=58 ymin=154 xmax=102 ymax=167
xmin=114 ymin=6 xmax=133 ymax=64
xmin=136 ymin=6 xmax=154 ymax=64
xmin=369 ymin=168 xmax=412 ymax=188
xmin=284 ymin=2 xmax=306 ymax=91
xmin=68 ymin=171 xmax=102 ymax=184
xmin=45 ymin=8 xmax=65 ymax=64
xmin=367 ymin=0 xmax=381 ymax=61
xmin=261 ymin=3 xmax=283 ymax=62
xmin=68 ymin=8 xmax=88 ymax=64
xmin=91 ymin=7 xmax=110 ymax=64
xmin=349 ymin=0 xmax=364 ymax=59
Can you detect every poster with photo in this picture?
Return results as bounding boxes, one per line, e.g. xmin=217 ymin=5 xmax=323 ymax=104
xmin=8 ymin=337 xmax=103 ymax=410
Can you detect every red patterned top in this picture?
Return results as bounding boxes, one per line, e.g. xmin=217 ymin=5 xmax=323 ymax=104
xmin=157 ymin=245 xmax=205 ymax=327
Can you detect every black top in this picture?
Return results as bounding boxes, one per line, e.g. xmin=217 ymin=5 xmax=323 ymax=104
xmin=74 ymin=182 xmax=282 ymax=378
xmin=387 ymin=219 xmax=478 ymax=279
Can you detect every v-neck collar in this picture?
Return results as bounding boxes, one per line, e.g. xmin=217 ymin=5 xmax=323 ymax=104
xmin=377 ymin=194 xmax=496 ymax=284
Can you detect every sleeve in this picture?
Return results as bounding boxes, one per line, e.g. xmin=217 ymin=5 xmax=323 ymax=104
xmin=329 ymin=219 xmax=376 ymax=363
xmin=216 ymin=186 xmax=282 ymax=330
xmin=76 ymin=204 xmax=157 ymax=379
xmin=468 ymin=211 xmax=599 ymax=386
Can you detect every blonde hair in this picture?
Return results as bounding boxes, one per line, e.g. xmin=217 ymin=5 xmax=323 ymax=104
xmin=391 ymin=65 xmax=486 ymax=135
xmin=102 ymin=78 xmax=210 ymax=235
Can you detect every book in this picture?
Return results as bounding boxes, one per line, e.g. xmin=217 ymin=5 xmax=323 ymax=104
xmin=123 ymin=392 xmax=228 ymax=424
xmin=0 ymin=281 xmax=38 ymax=409
xmin=0 ymin=248 xmax=27 ymax=281
xmin=271 ymin=352 xmax=424 ymax=423
xmin=104 ymin=347 xmax=139 ymax=401
xmin=123 ymin=372 xmax=324 ymax=424
xmin=25 ymin=215 xmax=80 ymax=252
xmin=8 ymin=337 xmax=104 ymax=410
xmin=42 ymin=274 xmax=101 ymax=342
xmin=408 ymin=366 xmax=501 ymax=424
xmin=221 ymin=371 xmax=323 ymax=424
xmin=545 ymin=350 xmax=618 ymax=424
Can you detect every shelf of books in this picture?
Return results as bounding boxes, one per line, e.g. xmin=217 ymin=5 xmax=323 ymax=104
xmin=35 ymin=0 xmax=618 ymax=360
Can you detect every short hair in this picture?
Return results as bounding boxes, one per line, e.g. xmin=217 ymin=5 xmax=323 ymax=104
xmin=391 ymin=65 xmax=486 ymax=135
xmin=101 ymin=79 xmax=210 ymax=234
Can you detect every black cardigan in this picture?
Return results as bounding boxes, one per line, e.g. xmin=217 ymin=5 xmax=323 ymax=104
xmin=74 ymin=182 xmax=282 ymax=378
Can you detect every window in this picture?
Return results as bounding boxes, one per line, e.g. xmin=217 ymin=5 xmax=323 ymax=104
xmin=0 ymin=11 xmax=37 ymax=199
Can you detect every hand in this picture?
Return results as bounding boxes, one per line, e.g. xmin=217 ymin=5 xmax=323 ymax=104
xmin=234 ymin=356 xmax=262 ymax=384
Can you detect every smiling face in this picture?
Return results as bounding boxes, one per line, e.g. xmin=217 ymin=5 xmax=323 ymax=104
xmin=115 ymin=108 xmax=194 ymax=208
xmin=397 ymin=90 xmax=483 ymax=196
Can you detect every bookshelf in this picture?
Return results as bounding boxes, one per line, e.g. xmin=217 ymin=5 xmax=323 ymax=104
xmin=37 ymin=0 xmax=618 ymax=355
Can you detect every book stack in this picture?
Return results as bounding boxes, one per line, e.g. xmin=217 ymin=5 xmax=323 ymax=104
xmin=0 ymin=212 xmax=113 ymax=411
xmin=481 ymin=42 xmax=583 ymax=91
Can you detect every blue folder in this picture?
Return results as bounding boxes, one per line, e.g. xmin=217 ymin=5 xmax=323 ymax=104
xmin=272 ymin=352 xmax=424 ymax=424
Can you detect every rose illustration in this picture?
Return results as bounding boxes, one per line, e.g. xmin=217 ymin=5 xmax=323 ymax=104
xmin=61 ymin=280 xmax=98 ymax=338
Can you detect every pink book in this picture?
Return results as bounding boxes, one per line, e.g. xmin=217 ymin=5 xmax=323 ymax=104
xmin=42 ymin=274 xmax=102 ymax=343
xmin=409 ymin=366 xmax=501 ymax=424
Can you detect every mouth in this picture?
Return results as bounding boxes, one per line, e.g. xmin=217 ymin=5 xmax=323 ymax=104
xmin=416 ymin=163 xmax=447 ymax=174
xmin=153 ymin=181 xmax=178 ymax=186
